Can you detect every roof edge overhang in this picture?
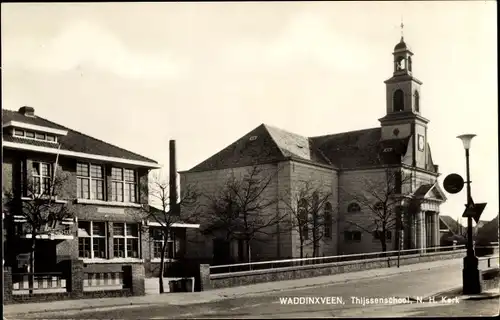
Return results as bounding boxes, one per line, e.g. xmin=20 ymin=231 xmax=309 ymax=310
xmin=401 ymin=164 xmax=440 ymax=177
xmin=181 ymin=158 xmax=287 ymax=174
xmin=3 ymin=141 xmax=161 ymax=169
xmin=286 ymin=156 xmax=338 ymax=171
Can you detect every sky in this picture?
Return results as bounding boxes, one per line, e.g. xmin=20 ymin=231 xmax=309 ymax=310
xmin=1 ymin=2 xmax=497 ymax=223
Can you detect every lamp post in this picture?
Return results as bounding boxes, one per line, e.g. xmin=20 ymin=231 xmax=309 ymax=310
xmin=457 ymin=134 xmax=481 ymax=294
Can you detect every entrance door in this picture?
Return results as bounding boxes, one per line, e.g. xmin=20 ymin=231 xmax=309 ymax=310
xmin=34 ymin=240 xmax=57 ymax=272
xmin=212 ymin=239 xmax=230 ymax=265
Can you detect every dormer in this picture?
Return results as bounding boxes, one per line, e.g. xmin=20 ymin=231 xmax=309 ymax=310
xmin=2 ymin=106 xmax=68 ymax=144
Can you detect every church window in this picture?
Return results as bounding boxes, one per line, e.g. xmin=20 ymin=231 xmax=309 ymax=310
xmin=298 ymin=199 xmax=309 ymax=240
xmin=414 ymin=90 xmax=420 ymax=112
xmin=344 ymin=230 xmax=361 ymax=242
xmin=372 ymin=230 xmax=392 ymax=241
xmin=393 ymin=89 xmax=404 ymax=112
xmin=347 ymin=202 xmax=360 ymax=213
xmin=408 ymin=56 xmax=412 ymax=72
xmin=374 ymin=202 xmax=384 ymax=211
xmin=394 ymin=171 xmax=402 ymax=194
xmin=324 ymin=202 xmax=332 ymax=238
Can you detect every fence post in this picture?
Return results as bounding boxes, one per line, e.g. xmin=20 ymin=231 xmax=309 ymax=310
xmin=199 ymin=264 xmax=212 ymax=291
xmin=68 ymin=259 xmax=84 ymax=298
xmin=4 ymin=267 xmax=12 ymax=303
xmin=128 ymin=263 xmax=145 ymax=296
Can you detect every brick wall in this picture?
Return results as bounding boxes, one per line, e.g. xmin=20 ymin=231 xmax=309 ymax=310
xmin=4 ymin=259 xmax=145 ymax=304
xmin=181 ymin=161 xmax=341 ymax=261
xmin=201 ymin=250 xmax=466 ymax=290
xmin=181 ymin=163 xmax=283 ymax=261
xmin=338 ymin=168 xmax=392 ymax=254
xmin=288 ymin=161 xmax=338 ymax=258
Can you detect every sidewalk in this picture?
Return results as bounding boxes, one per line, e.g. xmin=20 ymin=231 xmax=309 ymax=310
xmin=4 ymin=258 xmax=468 ymax=316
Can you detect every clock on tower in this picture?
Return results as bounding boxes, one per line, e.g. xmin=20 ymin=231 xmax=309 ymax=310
xmin=418 ymin=135 xmax=425 ymax=151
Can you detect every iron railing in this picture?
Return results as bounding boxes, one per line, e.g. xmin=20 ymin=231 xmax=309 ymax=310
xmin=12 ymin=272 xmax=66 ymax=294
xmin=210 ymin=244 xmax=468 ymax=274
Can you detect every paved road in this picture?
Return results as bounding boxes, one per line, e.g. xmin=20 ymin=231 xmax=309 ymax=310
xmin=11 ymin=261 xmax=497 ymax=319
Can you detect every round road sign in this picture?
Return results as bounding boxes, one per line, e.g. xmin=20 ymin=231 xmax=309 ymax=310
xmin=443 ymin=173 xmax=464 ymax=194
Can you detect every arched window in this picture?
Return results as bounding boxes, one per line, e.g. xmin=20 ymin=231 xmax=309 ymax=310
xmin=393 ymin=89 xmax=404 ymax=112
xmin=298 ymin=199 xmax=309 ymax=240
xmin=408 ymin=56 xmax=412 ymax=72
xmin=414 ymin=90 xmax=420 ymax=112
xmin=324 ymin=202 xmax=332 ymax=238
xmin=347 ymin=202 xmax=361 ymax=213
xmin=396 ymin=56 xmax=406 ymax=71
xmin=374 ymin=201 xmax=384 ymax=211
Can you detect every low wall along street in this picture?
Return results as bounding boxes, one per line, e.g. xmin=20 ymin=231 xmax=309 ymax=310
xmin=200 ymin=249 xmax=467 ymax=290
xmin=3 ymin=260 xmax=146 ymax=304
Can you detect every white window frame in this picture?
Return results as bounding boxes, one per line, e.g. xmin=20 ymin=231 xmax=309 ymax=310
xmin=31 ymin=161 xmax=52 ymax=196
xmin=113 ymin=223 xmax=140 ymax=259
xmin=111 ymin=168 xmax=137 ymax=203
xmin=11 ymin=128 xmax=57 ymax=143
xmin=76 ymin=163 xmax=105 ymax=200
xmin=150 ymin=228 xmax=175 ymax=260
xmin=78 ymin=221 xmax=108 ymax=259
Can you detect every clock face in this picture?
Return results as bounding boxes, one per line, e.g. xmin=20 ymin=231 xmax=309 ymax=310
xmin=418 ymin=135 xmax=425 ymax=151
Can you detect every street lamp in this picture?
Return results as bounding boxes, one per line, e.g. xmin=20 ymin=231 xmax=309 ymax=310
xmin=457 ymin=134 xmax=481 ymax=294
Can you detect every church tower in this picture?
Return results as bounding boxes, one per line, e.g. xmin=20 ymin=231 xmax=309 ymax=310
xmin=379 ymin=30 xmax=430 ymax=170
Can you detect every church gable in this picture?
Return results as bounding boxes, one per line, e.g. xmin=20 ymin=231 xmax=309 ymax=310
xmin=428 ymin=184 xmax=446 ymax=201
xmin=413 ymin=183 xmax=447 ymax=201
xmin=188 ymin=124 xmax=285 ymax=172
xmin=265 ymin=125 xmax=332 ymax=166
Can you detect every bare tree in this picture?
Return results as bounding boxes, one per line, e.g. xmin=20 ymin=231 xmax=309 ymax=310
xmin=3 ymin=166 xmax=73 ymax=294
xmin=281 ymin=180 xmax=334 ymax=259
xmin=138 ymin=171 xmax=200 ymax=294
xmin=200 ymin=165 xmax=287 ymax=264
xmin=341 ymin=168 xmax=417 ymax=255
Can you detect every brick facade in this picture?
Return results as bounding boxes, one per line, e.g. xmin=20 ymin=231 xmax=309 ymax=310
xmin=2 ymin=148 xmax=166 ymax=278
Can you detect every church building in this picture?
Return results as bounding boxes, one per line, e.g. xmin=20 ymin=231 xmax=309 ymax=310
xmin=180 ymin=35 xmax=447 ymax=263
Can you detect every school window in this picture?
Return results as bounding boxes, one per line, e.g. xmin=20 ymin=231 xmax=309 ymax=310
xmin=78 ymin=221 xmax=107 ymax=259
xmin=77 ymin=163 xmax=105 ymax=200
xmin=35 ymin=132 xmax=46 ymax=140
xmin=111 ymin=168 xmax=137 ymax=203
xmin=150 ymin=228 xmax=175 ymax=259
xmin=32 ymin=162 xmax=52 ymax=196
xmin=113 ymin=223 xmax=140 ymax=258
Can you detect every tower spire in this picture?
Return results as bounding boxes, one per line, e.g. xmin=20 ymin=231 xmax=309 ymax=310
xmin=400 ymin=16 xmax=404 ymax=41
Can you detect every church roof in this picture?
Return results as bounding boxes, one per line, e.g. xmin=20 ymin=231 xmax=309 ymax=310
xmin=187 ymin=124 xmax=332 ymax=172
xmin=310 ymin=128 xmax=384 ymax=169
xmin=187 ymin=124 xmax=419 ymax=173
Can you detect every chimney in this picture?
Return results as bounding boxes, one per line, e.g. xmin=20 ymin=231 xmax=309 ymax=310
xmin=19 ymin=106 xmax=35 ymax=117
xmin=169 ymin=140 xmax=178 ymax=215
